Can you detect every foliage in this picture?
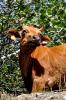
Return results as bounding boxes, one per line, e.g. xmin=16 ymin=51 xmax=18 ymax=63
xmin=0 ymin=0 xmax=66 ymax=93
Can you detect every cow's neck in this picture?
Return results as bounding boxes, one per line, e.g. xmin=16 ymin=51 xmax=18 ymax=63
xmin=20 ymin=43 xmax=38 ymax=56
xmin=19 ymin=42 xmax=38 ymax=80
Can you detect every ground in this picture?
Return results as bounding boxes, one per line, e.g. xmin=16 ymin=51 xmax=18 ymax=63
xmin=0 ymin=91 xmax=66 ymax=100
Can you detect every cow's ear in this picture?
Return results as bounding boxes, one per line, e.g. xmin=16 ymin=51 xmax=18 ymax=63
xmin=7 ymin=29 xmax=21 ymax=41
xmin=40 ymin=34 xmax=51 ymax=45
xmin=40 ymin=34 xmax=51 ymax=41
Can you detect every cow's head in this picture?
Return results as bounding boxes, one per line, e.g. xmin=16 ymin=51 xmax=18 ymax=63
xmin=8 ymin=25 xmax=51 ymax=45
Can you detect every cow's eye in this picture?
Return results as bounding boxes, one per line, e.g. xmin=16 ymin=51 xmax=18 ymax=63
xmin=22 ymin=30 xmax=27 ymax=37
xmin=22 ymin=30 xmax=29 ymax=38
xmin=22 ymin=32 xmax=25 ymax=37
xmin=22 ymin=30 xmax=28 ymax=33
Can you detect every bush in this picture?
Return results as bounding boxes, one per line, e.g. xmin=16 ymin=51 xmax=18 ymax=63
xmin=0 ymin=0 xmax=66 ymax=93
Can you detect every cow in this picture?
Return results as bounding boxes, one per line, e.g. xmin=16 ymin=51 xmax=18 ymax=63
xmin=8 ymin=25 xmax=66 ymax=92
xmin=31 ymin=44 xmax=66 ymax=91
xmin=8 ymin=25 xmax=51 ymax=93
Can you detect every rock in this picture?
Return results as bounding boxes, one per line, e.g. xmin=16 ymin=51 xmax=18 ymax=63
xmin=17 ymin=95 xmax=25 ymax=100
xmin=63 ymin=96 xmax=66 ymax=100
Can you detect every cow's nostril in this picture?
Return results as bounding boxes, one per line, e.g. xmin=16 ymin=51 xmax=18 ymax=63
xmin=33 ymin=36 xmax=36 ymax=39
xmin=33 ymin=36 xmax=41 ymax=42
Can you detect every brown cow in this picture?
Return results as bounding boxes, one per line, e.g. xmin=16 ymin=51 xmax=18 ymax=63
xmin=8 ymin=25 xmax=51 ymax=93
xmin=31 ymin=44 xmax=66 ymax=91
xmin=8 ymin=25 xmax=66 ymax=93
xmin=8 ymin=25 xmax=66 ymax=92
